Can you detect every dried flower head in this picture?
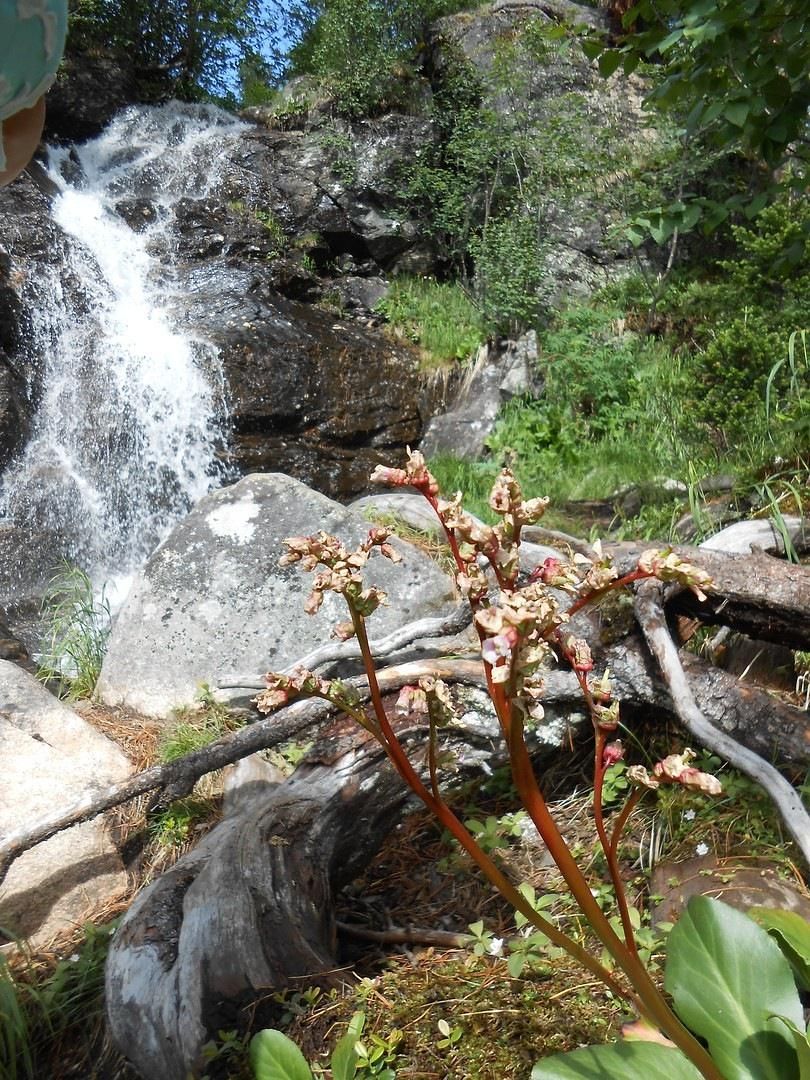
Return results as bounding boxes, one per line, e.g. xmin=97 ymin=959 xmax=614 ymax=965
xmin=279 ymin=529 xmax=397 ymax=618
xmin=653 ymin=748 xmax=722 ymax=796
xmin=370 ymin=447 xmax=440 ymax=498
xmin=638 ymin=549 xmax=712 ymax=601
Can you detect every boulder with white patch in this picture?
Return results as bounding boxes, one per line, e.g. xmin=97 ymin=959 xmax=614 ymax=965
xmin=95 ymin=472 xmax=456 ymax=719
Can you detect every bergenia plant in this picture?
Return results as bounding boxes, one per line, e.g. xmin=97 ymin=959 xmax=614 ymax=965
xmin=255 ymin=451 xmax=810 ymax=1080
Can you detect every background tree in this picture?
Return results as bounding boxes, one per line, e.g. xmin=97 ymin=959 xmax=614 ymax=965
xmin=69 ymin=0 xmax=276 ymax=102
xmin=588 ymin=0 xmax=810 ymax=249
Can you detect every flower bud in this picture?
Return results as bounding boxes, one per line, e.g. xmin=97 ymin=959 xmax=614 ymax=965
xmin=602 ymin=740 xmax=624 ymax=768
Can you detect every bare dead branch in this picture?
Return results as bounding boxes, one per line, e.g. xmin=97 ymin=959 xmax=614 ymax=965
xmin=634 ymin=579 xmax=810 ymax=866
xmin=0 ymin=660 xmax=486 ymax=890
xmin=217 ymin=603 xmax=473 ymax=691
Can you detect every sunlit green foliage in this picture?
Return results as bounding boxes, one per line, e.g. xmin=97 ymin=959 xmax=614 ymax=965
xmin=587 ymin=0 xmax=810 ymax=245
xmin=68 ymin=0 xmax=273 ymax=101
xmin=375 ymin=277 xmax=483 ymax=367
xmin=288 ymin=0 xmax=470 ymax=116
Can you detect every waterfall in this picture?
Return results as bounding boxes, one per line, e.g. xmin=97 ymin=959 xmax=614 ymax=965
xmin=0 ymin=103 xmax=244 ymax=588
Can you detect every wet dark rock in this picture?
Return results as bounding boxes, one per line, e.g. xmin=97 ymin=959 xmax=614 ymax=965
xmin=171 ymin=260 xmax=429 ymax=499
xmin=0 ymin=175 xmax=64 ymax=469
xmin=114 ymin=197 xmax=159 ymax=232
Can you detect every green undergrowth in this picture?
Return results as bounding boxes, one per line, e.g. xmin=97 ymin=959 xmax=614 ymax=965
xmin=375 ymin=277 xmax=484 ymax=369
xmin=159 ymin=685 xmax=244 ymax=762
xmin=36 ymin=564 xmax=111 ymax=700
xmin=250 ymin=748 xmax=798 ymax=1080
xmin=428 ymin=264 xmax=808 ymax=539
xmin=1 ymin=921 xmax=117 ymax=1080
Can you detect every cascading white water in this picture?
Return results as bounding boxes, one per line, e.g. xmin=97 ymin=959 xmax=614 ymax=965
xmin=0 ymin=103 xmax=244 ymax=584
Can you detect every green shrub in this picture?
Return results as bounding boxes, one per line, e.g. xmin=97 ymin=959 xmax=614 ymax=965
xmin=1 ymin=921 xmax=115 ymax=1079
xmin=481 ymin=303 xmax=693 ymax=504
xmin=470 ymin=213 xmax=551 ymax=336
xmin=376 ymin=277 xmax=483 ymax=367
xmin=653 ymin=197 xmax=810 ymax=441
xmin=290 ymin=0 xmax=470 ymax=117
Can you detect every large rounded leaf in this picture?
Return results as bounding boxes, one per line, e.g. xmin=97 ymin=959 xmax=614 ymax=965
xmin=665 ymin=895 xmax=802 ymax=1080
xmin=748 ymin=907 xmax=810 ymax=991
xmin=250 ymin=1029 xmax=313 ymax=1080
xmin=531 ymin=1040 xmax=703 ymax=1078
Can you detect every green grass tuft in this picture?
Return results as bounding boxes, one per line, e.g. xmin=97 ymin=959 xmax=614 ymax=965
xmin=36 ymin=564 xmax=111 ymax=700
xmin=376 ymin=277 xmax=484 ymax=370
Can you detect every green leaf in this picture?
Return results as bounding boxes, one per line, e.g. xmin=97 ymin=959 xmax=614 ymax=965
xmin=580 ymin=39 xmax=603 ymax=61
xmin=763 ymin=74 xmax=792 ymax=109
xmin=250 ymin=1029 xmax=314 ymax=1080
xmin=623 ymin=225 xmax=646 ymax=247
xmin=331 ymin=1032 xmax=359 ymax=1080
xmin=657 ymin=27 xmax=684 ymax=53
xmin=724 ymin=100 xmax=751 ymax=127
xmin=665 ymin=896 xmax=802 ymax=1080
xmin=748 ymin=907 xmax=810 ymax=990
xmin=743 ymin=192 xmax=770 ymax=219
xmin=598 ymin=51 xmax=622 ymax=78
xmin=680 ymin=203 xmax=703 ymax=230
xmin=531 ymin=1041 xmax=704 ymax=1078
xmin=770 ymin=1016 xmax=810 ymax=1079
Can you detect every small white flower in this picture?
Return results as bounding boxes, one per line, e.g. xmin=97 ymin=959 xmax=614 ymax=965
xmin=69 ymin=954 xmax=80 ymax=963
xmin=695 ymin=842 xmax=709 ymax=857
xmin=683 ymin=809 xmax=696 ymax=821
xmin=488 ymin=937 xmax=504 ymax=957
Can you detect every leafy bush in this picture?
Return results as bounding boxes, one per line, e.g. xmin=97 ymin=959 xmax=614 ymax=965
xmin=482 ymin=303 xmax=691 ymax=503
xmin=395 ymin=48 xmax=498 ymax=270
xmin=655 ymin=197 xmax=810 ymax=441
xmin=289 ymin=0 xmax=470 ymax=117
xmin=470 ymin=213 xmax=551 ymax=335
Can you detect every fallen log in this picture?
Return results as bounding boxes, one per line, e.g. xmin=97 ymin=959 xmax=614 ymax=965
xmin=606 ymin=540 xmax=810 ymax=651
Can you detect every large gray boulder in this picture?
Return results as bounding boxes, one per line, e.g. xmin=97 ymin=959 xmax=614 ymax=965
xmin=96 ymin=474 xmax=457 ymax=718
xmin=0 ymin=663 xmax=131 ymax=947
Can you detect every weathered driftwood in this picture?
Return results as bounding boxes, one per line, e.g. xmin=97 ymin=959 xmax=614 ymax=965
xmin=3 ymin=618 xmax=810 ymax=896
xmin=217 ymin=603 xmax=474 ymax=694
xmin=668 ymin=547 xmax=810 ymax=651
xmin=608 ymin=540 xmax=810 ymax=650
xmin=0 ymin=659 xmax=484 ymax=891
xmin=635 ymin=580 xmax=810 ymax=865
xmin=106 ymin=727 xmax=413 ymax=1080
